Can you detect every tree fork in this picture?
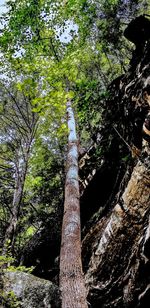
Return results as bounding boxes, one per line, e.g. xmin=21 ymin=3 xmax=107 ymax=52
xmin=59 ymin=101 xmax=88 ymax=308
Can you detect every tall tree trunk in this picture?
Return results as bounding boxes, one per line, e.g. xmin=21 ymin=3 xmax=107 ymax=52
xmin=59 ymin=101 xmax=88 ymax=308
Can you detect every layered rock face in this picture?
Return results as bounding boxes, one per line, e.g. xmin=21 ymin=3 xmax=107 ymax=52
xmin=84 ymin=158 xmax=150 ymax=307
xmin=82 ymin=16 xmax=150 ymax=308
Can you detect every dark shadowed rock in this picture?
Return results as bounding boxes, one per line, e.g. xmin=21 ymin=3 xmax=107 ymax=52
xmin=124 ymin=15 xmax=150 ymax=45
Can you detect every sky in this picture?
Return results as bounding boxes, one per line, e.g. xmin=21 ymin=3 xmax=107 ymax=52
xmin=0 ymin=0 xmax=78 ymax=43
xmin=0 ymin=0 xmax=7 ymax=15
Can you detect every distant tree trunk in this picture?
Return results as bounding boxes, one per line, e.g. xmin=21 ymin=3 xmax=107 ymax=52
xmin=2 ymin=140 xmax=31 ymax=256
xmin=59 ymin=101 xmax=88 ymax=308
xmin=0 ymin=81 xmax=39 ymax=256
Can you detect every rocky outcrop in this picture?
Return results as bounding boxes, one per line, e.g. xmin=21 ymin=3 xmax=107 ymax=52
xmin=1 ymin=271 xmax=61 ymax=307
xmin=82 ymin=17 xmax=150 ymax=308
xmin=84 ymin=155 xmax=150 ymax=307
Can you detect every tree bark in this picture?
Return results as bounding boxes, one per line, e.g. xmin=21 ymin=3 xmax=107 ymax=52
xmin=59 ymin=101 xmax=88 ymax=308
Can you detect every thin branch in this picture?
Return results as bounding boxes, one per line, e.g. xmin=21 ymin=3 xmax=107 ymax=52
xmin=113 ymin=125 xmax=132 ymax=150
xmin=2 ymin=200 xmax=13 ymax=216
xmin=1 ymin=82 xmax=31 ymax=130
xmin=2 ymin=113 xmax=29 ymax=136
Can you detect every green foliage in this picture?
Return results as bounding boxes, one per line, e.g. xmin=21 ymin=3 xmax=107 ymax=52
xmin=0 ymin=252 xmax=33 ymax=270
xmin=6 ymin=265 xmax=35 ymax=274
xmin=25 ymin=175 xmax=43 ymax=190
xmin=1 ymin=290 xmax=20 ymax=308
xmin=0 ymin=253 xmax=34 ymax=275
xmin=0 ymin=255 xmax=14 ymax=268
xmin=121 ymin=154 xmax=130 ymax=162
xmin=25 ymin=226 xmax=36 ymax=237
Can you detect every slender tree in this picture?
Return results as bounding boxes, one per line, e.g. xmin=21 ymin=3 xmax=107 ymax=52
xmin=60 ymin=100 xmax=88 ymax=308
xmin=0 ymin=81 xmax=38 ymax=255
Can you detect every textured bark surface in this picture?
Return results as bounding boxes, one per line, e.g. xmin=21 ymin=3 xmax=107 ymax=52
xmin=59 ymin=101 xmax=88 ymax=308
